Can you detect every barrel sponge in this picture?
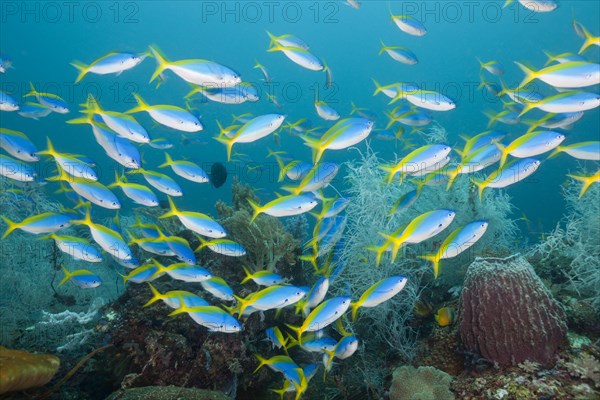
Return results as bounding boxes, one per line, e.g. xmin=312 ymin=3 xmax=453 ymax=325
xmin=0 ymin=346 xmax=60 ymax=394
xmin=459 ymin=255 xmax=567 ymax=367
xmin=389 ymin=365 xmax=455 ymax=400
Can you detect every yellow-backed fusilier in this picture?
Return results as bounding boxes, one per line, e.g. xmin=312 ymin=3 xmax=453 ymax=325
xmin=127 ymin=168 xmax=182 ymax=197
xmin=42 ymin=233 xmax=103 ymax=263
xmin=169 ymin=304 xmax=242 ymax=333
xmin=2 ymin=211 xmax=75 ymax=239
xmin=201 ymin=276 xmax=235 ymax=301
xmin=248 ymin=193 xmax=319 ymax=223
xmin=215 ymin=114 xmax=285 ymax=161
xmin=472 ymin=158 xmax=541 ymax=200
xmin=71 ymin=51 xmax=146 ymax=83
xmin=266 ymin=32 xmax=323 ymax=71
xmin=144 ymin=283 xmax=209 ymax=309
xmin=0 ymin=154 xmax=36 ymax=181
xmin=158 ymin=153 xmax=209 ymax=183
xmin=108 ymin=172 xmax=159 ymax=207
xmin=379 ymin=41 xmax=418 ymax=65
xmin=549 ymin=141 xmax=600 ymax=161
xmin=282 ymin=162 xmax=339 ymax=195
xmin=267 ymin=32 xmax=309 ymax=50
xmin=196 ymin=237 xmax=247 ymax=257
xmin=73 ymin=209 xmax=133 ymax=261
xmin=121 ymin=262 xmax=162 ymax=284
xmin=350 ymin=276 xmax=408 ymax=320
xmin=573 ymin=20 xmax=600 ymax=54
xmin=241 ymin=266 xmax=285 ymax=286
xmin=302 ymin=118 xmax=374 ymax=163
xmin=379 ymin=144 xmax=452 ymax=184
xmin=567 ymin=170 xmax=600 ymax=198
xmin=69 ymin=116 xmax=142 ymax=169
xmin=0 ymin=91 xmax=19 ymax=111
xmin=150 ymin=259 xmax=212 ymax=283
xmin=503 ymin=0 xmax=557 ymax=12
xmin=160 ymin=197 xmax=226 ymax=238
xmin=24 ymin=83 xmax=69 ymax=114
xmin=0 ymin=128 xmax=39 ymax=162
xmin=446 ymin=144 xmax=502 ymax=188
xmin=127 ymin=93 xmax=202 ymax=132
xmin=496 ymin=130 xmax=565 ymax=167
xmin=477 ymin=58 xmax=504 ymax=76
xmin=369 ymin=209 xmax=456 ymax=265
xmin=419 ymin=221 xmax=488 ymax=278
xmin=314 ymin=101 xmax=340 ymax=121
xmin=296 ymin=277 xmax=330 ymax=317
xmin=267 ymin=43 xmax=323 ymax=71
xmin=186 ymin=83 xmax=259 ymax=105
xmin=38 ymin=137 xmax=97 ymax=181
xmin=373 ymin=80 xmax=415 ymax=100
xmin=518 ymin=91 xmax=600 ymax=117
xmin=515 ymin=61 xmax=600 ymax=88
xmin=391 ymin=14 xmax=427 ymax=36
xmin=79 ymin=95 xmax=150 ymax=143
xmin=17 ymin=102 xmax=51 ymax=119
xmin=390 ymin=89 xmax=456 ymax=111
xmin=287 ymin=297 xmax=351 ymax=342
xmin=148 ymin=46 xmax=241 ymax=87
xmin=236 ymin=285 xmax=306 ymax=316
xmin=47 ymin=167 xmax=120 ymax=210
xmin=59 ymin=266 xmax=102 ymax=288
xmin=543 ymin=51 xmax=586 ymax=66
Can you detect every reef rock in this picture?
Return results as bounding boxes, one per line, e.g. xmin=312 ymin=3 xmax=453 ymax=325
xmin=459 ymin=255 xmax=567 ymax=367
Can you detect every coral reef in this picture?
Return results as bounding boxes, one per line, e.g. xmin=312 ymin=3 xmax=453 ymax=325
xmin=560 ymin=353 xmax=600 ymax=388
xmin=0 ymin=179 xmax=121 ymax=354
xmin=0 ymin=346 xmax=60 ymax=394
xmin=320 ymin=138 xmax=518 ymax=398
xmin=528 ymin=182 xmax=600 ymax=311
xmin=105 ymin=385 xmax=230 ymax=400
xmin=388 ymin=365 xmax=454 ymax=400
xmin=459 ymin=255 xmax=567 ymax=367
xmin=100 ymin=283 xmax=264 ymax=396
xmin=215 ymin=178 xmax=302 ymax=275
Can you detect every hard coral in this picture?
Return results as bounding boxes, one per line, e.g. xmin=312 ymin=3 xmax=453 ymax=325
xmin=389 ymin=365 xmax=455 ymax=400
xmin=215 ymin=179 xmax=301 ymax=273
xmin=459 ymin=255 xmax=567 ymax=367
xmin=0 ymin=346 xmax=60 ymax=394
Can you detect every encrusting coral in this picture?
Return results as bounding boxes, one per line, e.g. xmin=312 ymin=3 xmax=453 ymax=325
xmin=0 ymin=346 xmax=60 ymax=394
xmin=459 ymin=255 xmax=567 ymax=367
xmin=389 ymin=365 xmax=455 ymax=400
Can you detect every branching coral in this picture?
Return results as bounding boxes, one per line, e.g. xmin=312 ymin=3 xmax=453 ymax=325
xmin=215 ymin=179 xmax=301 ymax=272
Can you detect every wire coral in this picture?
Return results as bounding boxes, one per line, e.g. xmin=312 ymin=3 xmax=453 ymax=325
xmin=388 ymin=365 xmax=455 ymax=400
xmin=214 ymin=178 xmax=302 ymax=272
